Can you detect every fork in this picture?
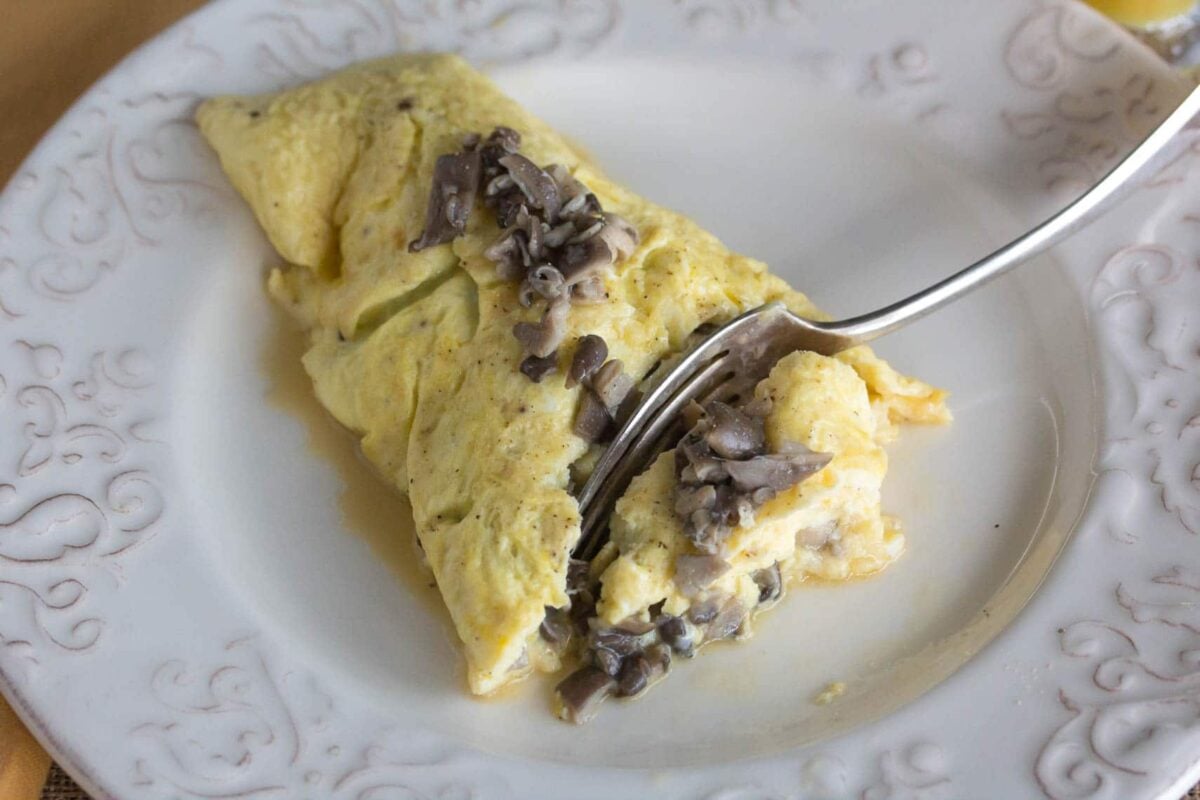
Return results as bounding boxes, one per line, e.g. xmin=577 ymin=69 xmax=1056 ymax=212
xmin=573 ymin=82 xmax=1200 ymax=561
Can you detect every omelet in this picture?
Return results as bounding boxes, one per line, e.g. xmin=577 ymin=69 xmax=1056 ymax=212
xmin=196 ymin=53 xmax=948 ymax=707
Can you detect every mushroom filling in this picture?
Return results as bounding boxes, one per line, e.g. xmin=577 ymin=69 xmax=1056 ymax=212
xmin=409 ymin=127 xmax=639 ymax=382
xmin=674 ymin=399 xmax=833 ymax=554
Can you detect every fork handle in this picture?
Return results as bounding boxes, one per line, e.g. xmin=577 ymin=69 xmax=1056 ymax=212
xmin=822 ymin=82 xmax=1200 ymax=345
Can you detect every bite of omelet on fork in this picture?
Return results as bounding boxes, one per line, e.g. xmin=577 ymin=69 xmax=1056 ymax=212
xmin=197 ymin=52 xmax=949 ymax=722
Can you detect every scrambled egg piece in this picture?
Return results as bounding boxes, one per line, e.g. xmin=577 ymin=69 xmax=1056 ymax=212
xmin=197 ymin=53 xmax=948 ymax=696
xmin=600 ymin=351 xmax=906 ymax=625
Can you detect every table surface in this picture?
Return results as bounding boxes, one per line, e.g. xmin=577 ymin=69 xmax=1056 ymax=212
xmin=2 ymin=2 xmax=1198 ymax=799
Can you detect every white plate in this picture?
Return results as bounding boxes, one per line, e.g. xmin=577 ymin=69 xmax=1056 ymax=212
xmin=2 ymin=1 xmax=1199 ymax=797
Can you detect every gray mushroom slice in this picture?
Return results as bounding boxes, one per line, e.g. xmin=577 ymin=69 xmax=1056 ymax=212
xmin=752 ymin=563 xmax=783 ymax=604
xmin=566 ymin=334 xmax=608 ymax=389
xmin=657 ymin=616 xmax=695 ymax=657
xmin=492 ymin=189 xmax=527 ymax=229
xmin=409 ymin=149 xmax=482 ymax=252
xmin=616 ymin=652 xmax=652 ymax=697
xmin=484 ymin=230 xmax=526 ymax=281
xmin=591 ymin=626 xmax=655 ymax=657
xmin=674 ymin=484 xmax=717 ymax=517
xmin=519 ymin=352 xmax=558 ymax=383
xmin=485 ymin=172 xmax=514 ymax=197
xmin=543 ymin=220 xmax=576 ymax=249
xmin=703 ymin=401 xmax=766 ymax=460
xmin=591 ymin=359 xmax=634 ymax=413
xmin=523 ymin=264 xmax=567 ymax=305
xmin=687 ymin=600 xmax=720 ymax=625
xmin=498 ymin=153 xmax=561 ymax=220
xmin=558 ymin=236 xmax=615 ymax=285
xmin=598 ymin=212 xmax=639 ymax=260
xmin=573 ymin=389 xmax=614 ymax=443
xmin=674 ymin=554 xmax=731 ymax=597
xmin=556 ymin=666 xmax=614 ymax=724
xmin=705 ymin=599 xmax=747 ymax=641
xmin=512 ymin=296 xmax=569 ymax=359
xmin=723 ymin=450 xmax=832 ymax=494
xmin=567 ymin=218 xmax=604 ymax=244
xmin=539 ymin=606 xmax=573 ymax=647
xmin=593 ymin=646 xmax=622 ymax=677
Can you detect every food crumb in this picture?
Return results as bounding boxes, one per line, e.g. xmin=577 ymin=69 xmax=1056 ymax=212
xmin=814 ymin=681 xmax=846 ymax=705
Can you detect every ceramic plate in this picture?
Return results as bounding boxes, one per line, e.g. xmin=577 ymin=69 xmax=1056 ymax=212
xmin=2 ymin=1 xmax=1199 ymax=797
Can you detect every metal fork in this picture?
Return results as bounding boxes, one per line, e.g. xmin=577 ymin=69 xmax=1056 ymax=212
xmin=573 ymin=83 xmax=1200 ymax=561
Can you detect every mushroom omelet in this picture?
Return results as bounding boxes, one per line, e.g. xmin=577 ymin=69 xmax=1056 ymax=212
xmin=197 ymin=53 xmax=949 ymax=716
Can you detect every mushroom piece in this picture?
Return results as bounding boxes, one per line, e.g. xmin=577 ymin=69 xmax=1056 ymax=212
xmin=409 ymin=149 xmax=482 ymax=252
xmin=752 ymin=562 xmax=783 ymax=604
xmin=616 ymin=653 xmax=652 ymax=697
xmin=591 ymin=359 xmax=635 ymax=413
xmin=598 ymin=212 xmax=639 ymax=260
xmin=673 ymin=554 xmax=731 ymax=596
xmin=484 ymin=229 xmax=527 ymax=281
xmin=703 ymin=401 xmax=765 ymax=460
xmin=657 ymin=615 xmax=695 ymax=657
xmin=498 ymin=153 xmax=561 ymax=221
xmin=519 ymin=352 xmax=558 ymax=383
xmin=558 ymin=236 xmax=615 ymax=285
xmin=723 ymin=449 xmax=832 ymax=494
xmin=512 ymin=296 xmax=569 ymax=359
xmin=539 ymin=606 xmax=574 ymax=647
xmin=705 ymin=599 xmax=747 ymax=641
xmin=566 ymin=334 xmax=608 ymax=388
xmin=522 ymin=264 xmax=567 ymax=306
xmin=573 ymin=389 xmax=614 ymax=443
xmin=555 ymin=666 xmax=615 ymax=724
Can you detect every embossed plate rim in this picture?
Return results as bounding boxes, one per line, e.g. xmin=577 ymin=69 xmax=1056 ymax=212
xmin=1 ymin=1 xmax=1199 ymax=798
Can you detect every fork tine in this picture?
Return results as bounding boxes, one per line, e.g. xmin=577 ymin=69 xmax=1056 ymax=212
xmin=575 ymin=353 xmax=735 ymax=560
xmin=572 ymin=302 xmax=794 ymax=560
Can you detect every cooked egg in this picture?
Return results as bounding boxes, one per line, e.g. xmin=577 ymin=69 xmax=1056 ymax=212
xmin=197 ymin=53 xmax=949 ymax=696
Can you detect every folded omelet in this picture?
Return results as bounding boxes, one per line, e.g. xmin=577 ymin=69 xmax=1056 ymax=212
xmin=197 ymin=53 xmax=948 ymax=704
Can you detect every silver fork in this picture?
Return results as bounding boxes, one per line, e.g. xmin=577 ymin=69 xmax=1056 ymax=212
xmin=573 ymin=83 xmax=1200 ymax=562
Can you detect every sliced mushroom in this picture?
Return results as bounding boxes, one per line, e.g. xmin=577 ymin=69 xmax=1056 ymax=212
xmin=723 ymin=450 xmax=832 ymax=494
xmin=573 ymin=389 xmax=614 ymax=443
xmin=705 ymin=599 xmax=746 ymax=641
xmin=566 ymin=334 xmax=608 ymax=389
xmin=558 ymin=236 xmax=615 ymax=285
xmin=598 ymin=212 xmax=639 ymax=260
xmin=687 ymin=600 xmax=719 ymax=626
xmin=484 ymin=229 xmax=527 ymax=281
xmin=519 ymin=352 xmax=558 ymax=383
xmin=703 ymin=401 xmax=765 ymax=460
xmin=499 ymin=153 xmax=560 ymax=220
xmin=674 ymin=554 xmax=731 ymax=596
xmin=593 ymin=646 xmax=622 ymax=677
xmin=409 ymin=149 xmax=482 ymax=252
xmin=752 ymin=562 xmax=783 ymax=604
xmin=523 ymin=264 xmax=567 ymax=305
xmin=657 ymin=615 xmax=695 ymax=657
xmin=616 ymin=653 xmax=652 ymax=697
xmin=512 ymin=296 xmax=569 ymax=359
xmin=591 ymin=359 xmax=634 ymax=413
xmin=556 ymin=666 xmax=614 ymax=724
xmin=539 ymin=606 xmax=574 ymax=646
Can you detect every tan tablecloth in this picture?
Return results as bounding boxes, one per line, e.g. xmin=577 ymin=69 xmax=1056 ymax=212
xmin=1 ymin=2 xmax=1197 ymax=799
